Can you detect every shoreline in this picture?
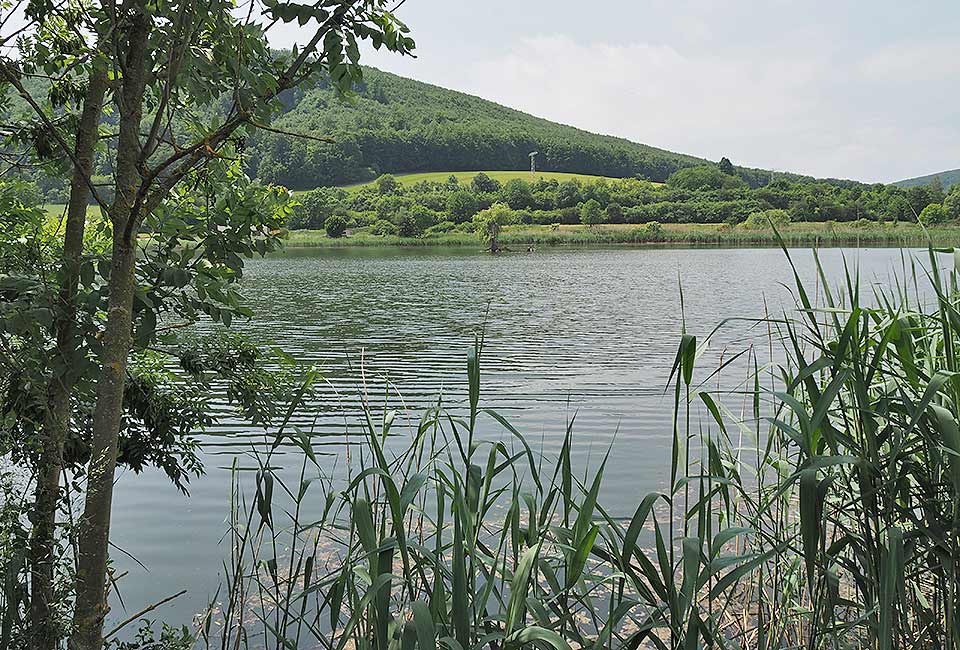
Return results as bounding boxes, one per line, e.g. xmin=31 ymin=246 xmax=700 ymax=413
xmin=283 ymin=222 xmax=960 ymax=249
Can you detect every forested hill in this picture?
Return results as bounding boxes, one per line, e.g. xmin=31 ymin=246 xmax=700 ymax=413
xmin=246 ymin=67 xmax=712 ymax=188
xmin=894 ymin=169 xmax=960 ymax=191
xmin=7 ymin=66 xmax=868 ymax=193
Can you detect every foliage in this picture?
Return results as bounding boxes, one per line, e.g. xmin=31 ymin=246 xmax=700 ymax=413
xmin=945 ymin=186 xmax=960 ymax=220
xmin=396 ymin=207 xmax=434 ymax=238
xmin=282 ymin=168 xmax=932 ymax=236
xmin=375 ymin=174 xmax=401 ymax=194
xmin=668 ymin=164 xmax=748 ymax=191
xmin=0 ymin=0 xmax=415 ymax=645
xmin=369 ymin=219 xmax=398 ymax=236
xmin=324 ymin=214 xmax=348 ymax=238
xmin=742 ymin=208 xmax=792 ymax=228
xmin=471 ymin=172 xmax=501 ymax=193
xmin=0 ymin=473 xmax=33 ymax=649
xmin=579 ymin=198 xmax=604 ymax=226
xmin=472 ymin=202 xmax=514 ymax=248
xmin=920 ymin=202 xmax=950 ymax=225
xmin=445 ymin=190 xmax=480 ymax=223
xmin=289 ymin=188 xmax=348 ymax=230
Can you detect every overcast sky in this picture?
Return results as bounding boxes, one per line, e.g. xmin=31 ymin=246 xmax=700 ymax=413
xmin=271 ymin=0 xmax=959 ymax=183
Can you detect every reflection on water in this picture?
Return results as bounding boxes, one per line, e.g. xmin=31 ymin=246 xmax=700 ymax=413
xmin=108 ymin=245 xmax=918 ymax=628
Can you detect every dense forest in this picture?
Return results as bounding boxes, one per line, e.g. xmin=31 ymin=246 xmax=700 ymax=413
xmin=291 ymin=164 xmax=959 ymax=237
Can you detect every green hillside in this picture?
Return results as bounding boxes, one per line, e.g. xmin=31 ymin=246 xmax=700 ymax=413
xmin=894 ymin=169 xmax=960 ymax=190
xmin=338 ymin=170 xmax=627 ymax=190
xmin=7 ymin=66 xmax=868 ymax=196
xmin=247 ymin=67 xmax=712 ymax=189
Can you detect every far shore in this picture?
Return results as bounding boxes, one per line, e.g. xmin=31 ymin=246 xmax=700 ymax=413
xmin=282 ymin=222 xmax=960 ymax=249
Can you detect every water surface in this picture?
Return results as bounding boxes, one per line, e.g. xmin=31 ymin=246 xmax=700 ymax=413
xmin=108 ymin=245 xmax=918 ymax=627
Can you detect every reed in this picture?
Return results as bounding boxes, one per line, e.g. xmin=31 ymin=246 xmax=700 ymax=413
xmin=185 ymin=241 xmax=959 ymax=649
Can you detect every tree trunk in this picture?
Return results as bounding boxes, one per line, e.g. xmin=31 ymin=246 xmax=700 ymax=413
xmin=69 ymin=237 xmax=137 ymax=650
xmin=30 ymin=59 xmax=108 ymax=650
xmin=70 ymin=8 xmax=149 ymax=648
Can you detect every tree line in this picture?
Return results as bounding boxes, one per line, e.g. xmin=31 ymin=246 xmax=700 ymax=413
xmin=290 ymin=165 xmax=959 ymax=238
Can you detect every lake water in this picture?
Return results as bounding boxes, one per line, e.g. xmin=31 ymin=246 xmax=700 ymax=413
xmin=107 ymin=245 xmax=920 ymax=628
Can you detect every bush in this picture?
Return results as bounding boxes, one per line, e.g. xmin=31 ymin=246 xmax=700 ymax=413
xmin=643 ymin=221 xmax=663 ymax=241
xmin=289 ymin=188 xmax=344 ymax=229
xmin=501 ymin=178 xmax=532 ymax=209
xmin=920 ymin=202 xmax=950 ymax=225
xmin=471 ymin=172 xmax=500 ymax=193
xmin=324 ymin=214 xmax=348 ymax=238
xmin=580 ymin=198 xmax=604 ymax=226
xmin=396 ymin=205 xmax=438 ymax=237
xmin=445 ymin=190 xmax=479 ymax=223
xmin=605 ymin=202 xmax=624 ymax=223
xmin=667 ymin=165 xmax=747 ymax=191
xmin=425 ymin=220 xmax=455 ymax=236
xmin=376 ymin=173 xmax=400 ymax=194
xmin=742 ymin=208 xmax=791 ymax=229
xmin=369 ymin=219 xmax=398 ymax=236
xmin=513 ymin=209 xmax=533 ymax=224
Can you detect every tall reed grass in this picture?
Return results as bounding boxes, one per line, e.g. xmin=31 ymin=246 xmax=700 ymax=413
xmin=176 ymin=243 xmax=960 ymax=650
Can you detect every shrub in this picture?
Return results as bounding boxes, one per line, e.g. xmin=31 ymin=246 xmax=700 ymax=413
xmin=375 ymin=173 xmax=400 ymax=194
xmin=605 ymin=201 xmax=624 ymax=223
xmin=471 ymin=172 xmax=500 ymax=193
xmin=445 ymin=190 xmax=479 ymax=223
xmin=580 ymin=198 xmax=604 ymax=226
xmin=667 ymin=165 xmax=747 ymax=191
xmin=397 ymin=211 xmax=421 ymax=237
xmin=643 ymin=220 xmax=663 ymax=241
xmin=324 ymin=214 xmax=347 ymax=238
xmin=558 ymin=207 xmax=580 ymax=224
xmin=368 ymin=219 xmax=398 ymax=236
xmin=501 ymin=178 xmax=532 ymax=209
xmin=742 ymin=208 xmax=791 ymax=229
xmin=513 ymin=209 xmax=533 ymax=224
xmin=289 ymin=188 xmax=342 ymax=229
xmin=920 ymin=202 xmax=950 ymax=225
xmin=425 ymin=220 xmax=455 ymax=236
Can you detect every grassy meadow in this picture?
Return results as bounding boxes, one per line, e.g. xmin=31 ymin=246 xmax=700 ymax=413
xmin=334 ymin=170 xmax=629 ymax=191
xmin=43 ymin=203 xmax=103 ymax=219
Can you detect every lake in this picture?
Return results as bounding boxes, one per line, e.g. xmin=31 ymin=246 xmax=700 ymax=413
xmin=107 ymin=245 xmax=920 ymax=628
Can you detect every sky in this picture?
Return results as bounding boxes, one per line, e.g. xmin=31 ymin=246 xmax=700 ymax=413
xmin=270 ymin=0 xmax=960 ymax=184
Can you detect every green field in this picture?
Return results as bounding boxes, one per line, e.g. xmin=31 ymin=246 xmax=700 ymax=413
xmin=43 ymin=204 xmax=103 ymax=218
xmin=336 ymin=170 xmax=631 ymax=191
